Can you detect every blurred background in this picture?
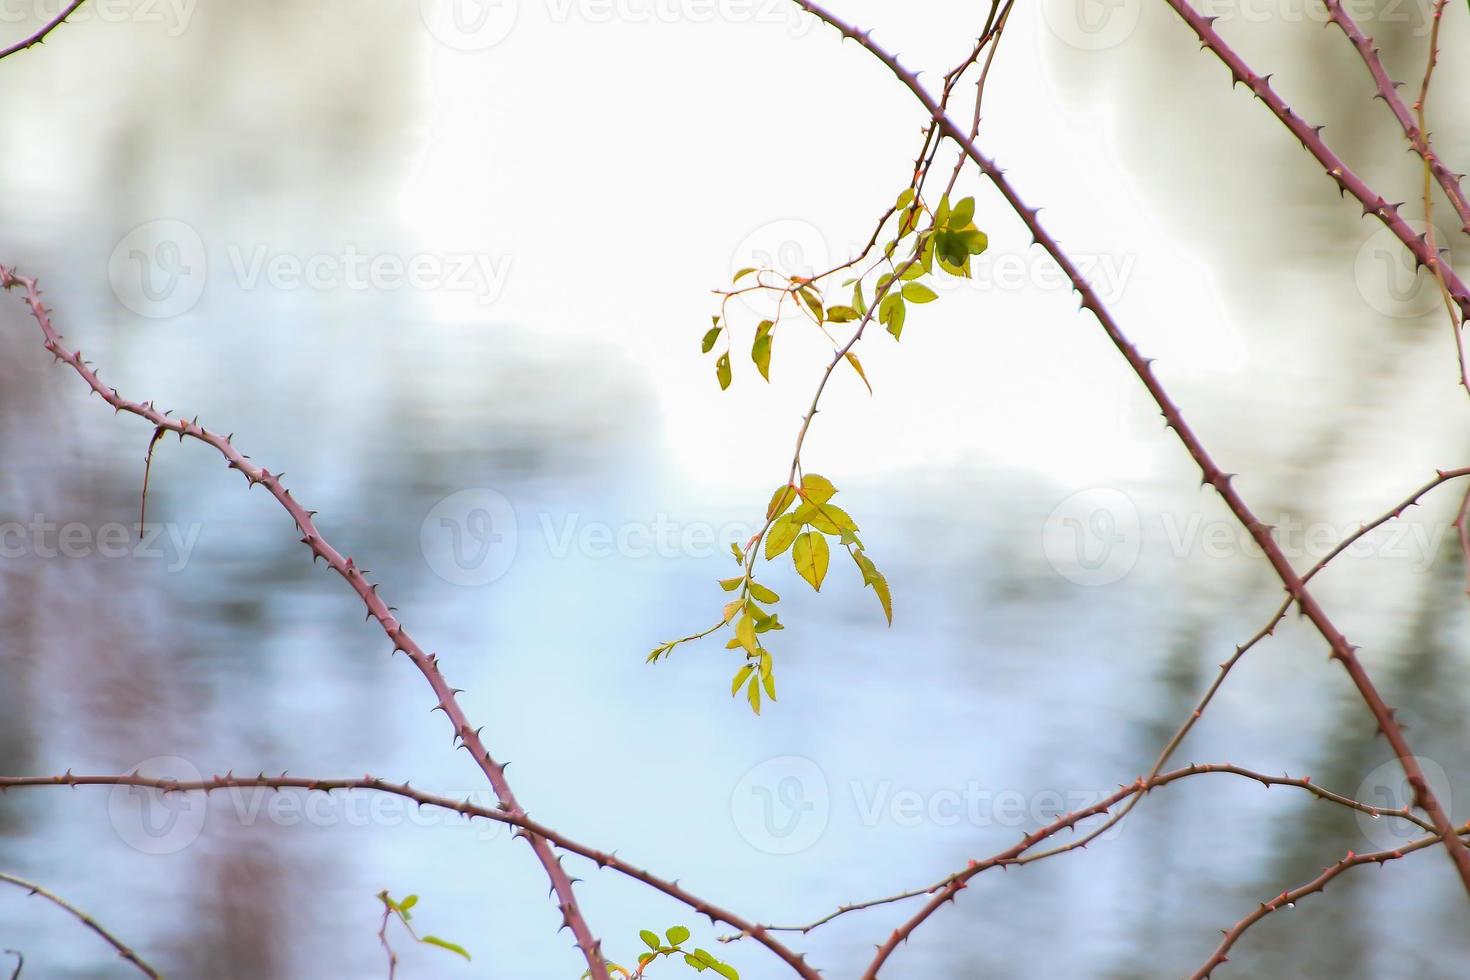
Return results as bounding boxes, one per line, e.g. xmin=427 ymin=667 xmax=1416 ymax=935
xmin=2 ymin=0 xmax=1470 ymax=976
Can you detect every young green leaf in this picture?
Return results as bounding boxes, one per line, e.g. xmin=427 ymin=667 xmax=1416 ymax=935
xmin=799 ymin=474 xmax=837 ymax=505
xmin=731 ymin=662 xmax=755 ymax=696
xmin=746 ymin=673 xmax=761 ymax=714
xmin=825 ymin=305 xmax=860 ymax=322
xmin=421 ymin=936 xmax=471 ymax=961
xmin=901 ymin=282 xmax=938 ymax=304
xmin=845 ymin=352 xmax=873 ymax=394
xmin=666 ymin=926 xmax=691 ymax=947
xmin=641 ymin=930 xmax=661 ymax=951
xmin=751 ymin=330 xmax=772 ymax=381
xmin=764 ymin=513 xmax=801 ymax=559
xmin=793 ymin=531 xmax=830 ymax=591
xmin=716 ymin=352 xmax=732 ymax=390
xmin=748 ymin=581 xmax=780 ymax=604
xmin=735 ymin=613 xmax=757 ymax=654
xmin=948 ymin=196 xmax=976 ymax=228
xmin=701 ymin=325 xmax=722 ymax=353
xmin=733 ymin=266 xmax=757 ymax=283
xmin=766 ymin=484 xmax=798 ymax=520
xmin=719 ymin=576 xmax=743 ymax=592
xmin=852 ymin=551 xmax=893 ymax=624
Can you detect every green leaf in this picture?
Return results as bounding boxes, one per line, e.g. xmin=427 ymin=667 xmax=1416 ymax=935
xmin=748 ymin=581 xmax=780 ymax=604
xmin=958 ymin=228 xmax=989 ymax=254
xmin=766 ymin=484 xmax=798 ymax=520
xmin=948 ymin=196 xmax=976 ymax=229
xmin=793 ymin=531 xmax=830 ymax=591
xmin=895 ymin=188 xmax=915 ymax=210
xmin=746 ymin=674 xmax=761 ymax=714
xmin=422 ymin=936 xmax=472 ymax=961
xmin=719 ymin=576 xmax=743 ymax=592
xmin=731 ymin=662 xmax=755 ymax=696
xmin=764 ymin=513 xmax=801 ymax=559
xmin=751 ymin=331 xmax=772 ymax=382
xmin=798 ymin=285 xmax=823 ymax=322
xmin=761 ymin=668 xmax=777 ymax=701
xmin=701 ymin=325 xmax=722 ymax=353
xmin=713 ymin=961 xmax=740 ymax=980
xmin=852 ymin=280 xmax=867 ymax=316
xmin=878 ymin=293 xmax=906 ymax=340
xmin=399 ymin=895 xmax=418 ymax=912
xmin=735 ymin=613 xmax=757 ymax=654
xmin=852 ymin=551 xmax=892 ymax=624
xmin=641 ymin=930 xmax=661 ymax=951
xmin=825 ymin=305 xmax=860 ymax=322
xmin=795 ymin=502 xmax=858 ymax=535
xmin=845 ymin=352 xmax=872 ymax=394
xmin=733 ymin=266 xmax=757 ymax=283
xmin=716 ymin=353 xmax=732 ymax=390
xmin=901 ymin=282 xmax=938 ymax=304
xmin=799 ymin=474 xmax=837 ymax=505
xmin=899 ymin=261 xmax=925 ymax=281
xmin=934 ymin=194 xmax=952 ymax=227
xmin=667 ymin=926 xmax=691 ymax=946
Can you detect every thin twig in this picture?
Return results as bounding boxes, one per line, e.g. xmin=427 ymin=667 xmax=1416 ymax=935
xmin=0 ymin=266 xmax=617 ymax=980
xmin=0 ymin=0 xmax=88 ymax=61
xmin=0 ymin=871 xmax=160 ymax=979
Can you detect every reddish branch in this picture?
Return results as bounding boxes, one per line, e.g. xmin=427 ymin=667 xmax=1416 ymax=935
xmin=0 ymin=266 xmax=613 ymax=980
xmin=0 ymin=772 xmax=821 ymax=978
xmin=1319 ymin=0 xmax=1470 ymax=235
xmin=0 ymin=870 xmax=160 ymax=978
xmin=1160 ymin=0 xmax=1470 ymax=326
xmin=785 ymin=2 xmax=1470 ymax=968
xmin=1189 ymin=823 xmax=1470 ymax=979
xmin=0 ymin=0 xmax=88 ymax=61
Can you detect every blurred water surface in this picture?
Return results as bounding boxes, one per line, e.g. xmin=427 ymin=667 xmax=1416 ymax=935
xmin=2 ymin=1 xmax=1470 ymax=977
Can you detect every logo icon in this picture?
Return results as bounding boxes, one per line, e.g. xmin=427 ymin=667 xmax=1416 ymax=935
xmin=419 ymin=0 xmax=520 ymax=50
xmin=730 ymin=755 xmax=830 ymax=855
xmin=1041 ymin=0 xmax=1142 ymax=50
xmin=1354 ymin=220 xmax=1455 ymax=319
xmin=108 ymin=220 xmax=208 ymax=318
xmin=107 ymin=756 xmax=208 ymax=855
xmin=420 ymin=488 xmax=518 ymax=586
xmin=1355 ymin=756 xmax=1453 ymax=851
xmin=1042 ymin=487 xmax=1142 ymax=586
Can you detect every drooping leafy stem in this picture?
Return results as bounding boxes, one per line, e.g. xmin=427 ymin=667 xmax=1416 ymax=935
xmin=376 ymin=891 xmax=471 ymax=979
xmin=652 ymin=5 xmax=1012 ymax=712
xmin=588 ymin=927 xmax=740 ymax=980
